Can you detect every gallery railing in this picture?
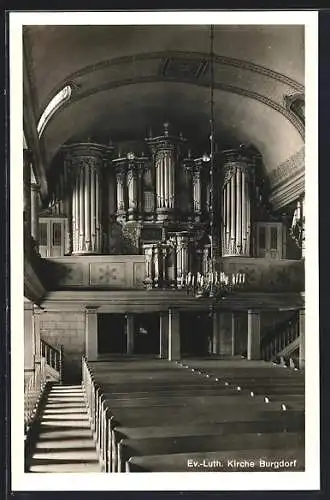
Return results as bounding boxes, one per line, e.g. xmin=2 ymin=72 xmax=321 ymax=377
xmin=260 ymin=311 xmax=300 ymax=363
xmin=24 ymin=357 xmax=47 ymax=433
xmin=41 ymin=339 xmax=64 ymax=382
xmin=82 ymin=356 xmax=113 ymax=472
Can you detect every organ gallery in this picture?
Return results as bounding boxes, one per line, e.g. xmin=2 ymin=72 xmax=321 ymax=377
xmin=35 ymin=122 xmax=296 ymax=294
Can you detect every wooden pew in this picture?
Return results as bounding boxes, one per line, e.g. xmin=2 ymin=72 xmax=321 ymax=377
xmin=114 ymin=416 xmax=305 ymax=471
xmin=125 ymin=447 xmax=305 ymax=472
xmin=118 ymin=431 xmax=304 ymax=472
xmin=101 ymin=393 xmax=304 ymax=411
xmin=107 ymin=407 xmax=304 ymax=472
xmin=88 ymin=359 xmax=305 ymax=473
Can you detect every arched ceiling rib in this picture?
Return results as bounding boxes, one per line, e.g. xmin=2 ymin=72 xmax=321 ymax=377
xmin=23 ymin=24 xmax=305 ymax=181
xmin=43 ymin=82 xmax=303 ymax=174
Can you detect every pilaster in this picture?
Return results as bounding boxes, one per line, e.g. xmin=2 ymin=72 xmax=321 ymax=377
xmin=85 ymin=306 xmax=99 ymax=361
xmin=126 ymin=313 xmax=135 ymax=355
xmin=168 ymin=308 xmax=180 ymax=361
xmin=247 ymin=309 xmax=261 ymax=360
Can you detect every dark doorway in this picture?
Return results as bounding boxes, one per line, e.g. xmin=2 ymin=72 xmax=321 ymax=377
xmin=134 ymin=313 xmax=160 ymax=355
xmin=98 ymin=313 xmax=126 ymax=354
xmin=180 ymin=311 xmax=212 ymax=356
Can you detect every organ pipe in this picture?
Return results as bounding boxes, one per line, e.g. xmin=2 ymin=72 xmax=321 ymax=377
xmin=221 ymin=151 xmax=254 ymax=257
xmin=63 ymin=143 xmax=113 ymax=255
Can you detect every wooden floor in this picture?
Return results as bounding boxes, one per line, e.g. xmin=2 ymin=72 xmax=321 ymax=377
xmin=88 ymin=357 xmax=305 ymax=472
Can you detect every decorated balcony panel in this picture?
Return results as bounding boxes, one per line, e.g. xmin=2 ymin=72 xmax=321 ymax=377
xmin=44 ymin=255 xmax=145 ymax=290
xmin=43 ymin=254 xmax=303 ymax=293
xmin=221 ymin=257 xmax=304 ymax=293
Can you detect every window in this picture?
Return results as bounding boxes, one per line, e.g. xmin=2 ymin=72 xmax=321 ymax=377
xmin=39 ymin=222 xmax=48 ymax=246
xmin=37 ymin=85 xmax=72 ymax=137
xmin=52 ymin=223 xmax=62 ymax=246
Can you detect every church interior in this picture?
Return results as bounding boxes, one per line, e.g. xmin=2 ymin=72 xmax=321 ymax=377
xmin=22 ymin=24 xmax=305 ymax=473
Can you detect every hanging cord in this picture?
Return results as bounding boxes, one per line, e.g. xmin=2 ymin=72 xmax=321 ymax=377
xmin=209 ymin=24 xmax=215 ymax=294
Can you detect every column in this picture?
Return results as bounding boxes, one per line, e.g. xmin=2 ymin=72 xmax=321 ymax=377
xmin=160 ymin=243 xmax=168 ymax=284
xmin=247 ymin=310 xmax=260 ymax=360
xmin=33 ymin=305 xmax=42 ymax=364
xmin=85 ymin=307 xmax=98 ymax=361
xmin=137 ymin=162 xmax=144 ymax=220
xmin=143 ymin=244 xmax=153 ymax=289
xmin=231 ymin=312 xmax=236 ymax=356
xmin=116 ymin=168 xmax=126 ymax=217
xmin=31 ymin=183 xmax=40 ymax=244
xmin=168 ymin=308 xmax=180 ymax=361
xmin=127 ymin=163 xmax=138 ymax=221
xmin=192 ymin=162 xmax=202 ymax=221
xmin=95 ymin=166 xmax=101 ymax=251
xmin=126 ymin=314 xmax=134 ymax=355
xmin=79 ymin=166 xmax=85 ymax=251
xmin=202 ymin=246 xmax=210 ymax=275
xmin=176 ymin=234 xmax=189 ymax=289
xmin=180 ymin=235 xmax=189 ymax=277
xmin=153 ymin=245 xmax=160 ymax=287
xmin=164 ymin=152 xmax=168 ymax=208
xmin=24 ymin=300 xmax=34 ymax=375
xmin=167 ymin=242 xmax=176 ymax=286
xmin=90 ymin=166 xmax=97 ymax=252
xmin=218 ymin=312 xmax=232 ymax=356
xmin=159 ymin=312 xmax=169 ymax=359
xmin=212 ymin=309 xmax=219 ymax=354
xmin=84 ymin=162 xmax=91 ymax=252
xmin=299 ymin=309 xmax=305 ymax=369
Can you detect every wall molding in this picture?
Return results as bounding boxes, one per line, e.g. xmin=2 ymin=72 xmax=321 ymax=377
xmin=269 ymin=148 xmax=305 ymax=209
xmin=42 ymin=50 xmax=304 ymax=112
xmin=40 ymin=289 xmax=304 ymax=312
xmin=38 ymin=50 xmax=304 ymax=139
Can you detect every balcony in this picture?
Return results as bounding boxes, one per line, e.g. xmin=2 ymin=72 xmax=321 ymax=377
xmin=43 ymin=254 xmax=304 ymax=294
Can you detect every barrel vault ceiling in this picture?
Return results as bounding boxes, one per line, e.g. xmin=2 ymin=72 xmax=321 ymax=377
xmin=23 ymin=24 xmax=305 ymax=183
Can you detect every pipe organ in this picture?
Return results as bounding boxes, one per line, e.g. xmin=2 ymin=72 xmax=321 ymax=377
xmin=44 ymin=125 xmax=269 ymax=267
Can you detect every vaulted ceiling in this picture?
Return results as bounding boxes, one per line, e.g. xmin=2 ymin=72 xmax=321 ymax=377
xmin=23 ymin=24 xmax=305 ymax=183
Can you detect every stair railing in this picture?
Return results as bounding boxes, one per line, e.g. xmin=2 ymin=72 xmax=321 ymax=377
xmin=82 ymin=356 xmax=113 ymax=472
xmin=41 ymin=339 xmax=64 ymax=383
xmin=24 ymin=357 xmax=47 ymax=432
xmin=260 ymin=311 xmax=300 ymax=362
